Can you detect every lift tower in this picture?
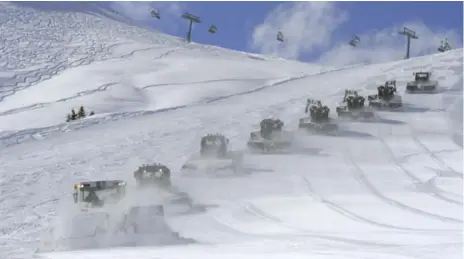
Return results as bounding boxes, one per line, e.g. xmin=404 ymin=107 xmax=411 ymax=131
xmin=398 ymin=27 xmax=418 ymax=59
xmin=182 ymin=12 xmax=201 ymax=43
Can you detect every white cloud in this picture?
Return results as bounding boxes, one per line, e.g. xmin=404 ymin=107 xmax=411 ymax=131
xmin=250 ymin=2 xmax=348 ymax=60
xmin=251 ymin=2 xmax=462 ymax=67
xmin=109 ymin=1 xmax=153 ymax=22
xmin=318 ymin=21 xmax=463 ymax=67
xmin=109 ymin=1 xmax=185 ymax=32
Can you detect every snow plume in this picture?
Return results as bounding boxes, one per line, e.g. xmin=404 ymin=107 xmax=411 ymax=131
xmin=250 ymin=2 xmax=348 ymax=60
xmin=109 ymin=1 xmax=185 ymax=33
xmin=251 ymin=2 xmax=462 ymax=67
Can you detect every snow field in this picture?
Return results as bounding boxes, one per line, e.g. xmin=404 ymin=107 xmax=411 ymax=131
xmin=0 ymin=2 xmax=462 ymax=259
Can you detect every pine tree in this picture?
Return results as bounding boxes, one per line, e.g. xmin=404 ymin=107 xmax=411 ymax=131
xmin=70 ymin=109 xmax=77 ymax=121
xmin=77 ymin=106 xmax=86 ymax=119
xmin=89 ymin=111 xmax=95 ymax=116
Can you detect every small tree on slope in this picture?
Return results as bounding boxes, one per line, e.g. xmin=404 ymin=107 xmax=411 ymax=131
xmin=77 ymin=106 xmax=86 ymax=119
xmin=70 ymin=109 xmax=77 ymax=121
xmin=66 ymin=113 xmax=72 ymax=122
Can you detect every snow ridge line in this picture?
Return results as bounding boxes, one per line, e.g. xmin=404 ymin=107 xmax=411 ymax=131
xmin=0 ymin=62 xmax=358 ymax=147
xmin=345 ymin=152 xmax=462 ymax=224
xmin=0 ymin=83 xmax=117 ymax=116
xmin=201 ymin=64 xmax=362 ymax=107
xmin=300 ymin=177 xmax=454 ymax=232
xmin=0 ymin=48 xmax=180 ymax=117
xmin=410 ymin=134 xmax=463 ymax=178
xmin=378 ymin=137 xmax=462 ymax=206
xmin=0 ymin=39 xmax=128 ymax=101
xmin=141 ymin=78 xmax=273 ymax=90
xmin=242 ymin=203 xmax=401 ymax=248
xmin=118 ymin=46 xmax=172 ymax=59
xmin=0 ymin=56 xmax=91 ymax=102
xmin=399 ymin=148 xmax=461 ymax=164
xmin=0 ymin=44 xmax=175 ymax=104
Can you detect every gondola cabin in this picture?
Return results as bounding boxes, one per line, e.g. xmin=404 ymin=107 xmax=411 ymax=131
xmin=151 ymin=9 xmax=160 ymax=19
xmin=277 ymin=31 xmax=284 ymax=42
xmin=209 ymin=25 xmax=217 ymax=34
xmin=349 ymin=35 xmax=360 ymax=47
xmin=438 ymin=39 xmax=451 ymax=52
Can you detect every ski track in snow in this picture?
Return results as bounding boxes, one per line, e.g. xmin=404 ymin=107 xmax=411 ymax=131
xmin=0 ymin=2 xmax=462 ymax=259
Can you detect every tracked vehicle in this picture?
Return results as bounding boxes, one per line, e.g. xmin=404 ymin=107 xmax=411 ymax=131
xmin=336 ymin=90 xmax=374 ymax=120
xmin=368 ymin=80 xmax=402 ymax=109
xmin=134 ymin=163 xmax=171 ymax=188
xmin=247 ymin=118 xmax=293 ymax=152
xmin=406 ymin=72 xmax=438 ymax=93
xmin=182 ymin=133 xmax=243 ymax=176
xmin=40 ymin=180 xmax=128 ymax=251
xmin=39 ymin=176 xmax=198 ymax=252
xmin=72 ymin=180 xmax=127 ymax=209
xmin=298 ymin=99 xmax=338 ymax=134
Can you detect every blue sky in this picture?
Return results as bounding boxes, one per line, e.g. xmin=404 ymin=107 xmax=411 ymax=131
xmin=109 ymin=1 xmax=463 ymax=66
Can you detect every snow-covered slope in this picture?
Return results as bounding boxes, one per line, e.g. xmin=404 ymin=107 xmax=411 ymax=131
xmin=0 ymin=2 xmax=322 ymax=137
xmin=0 ymin=2 xmax=462 ymax=259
